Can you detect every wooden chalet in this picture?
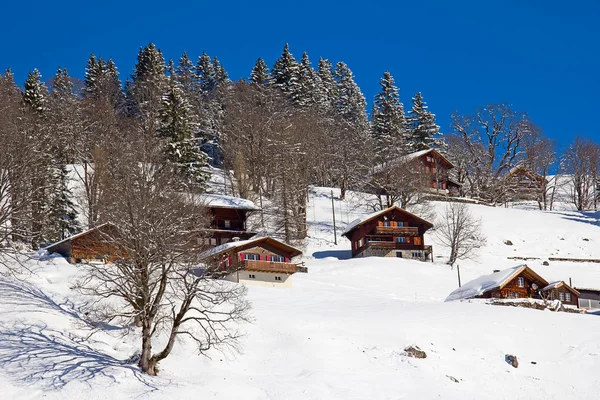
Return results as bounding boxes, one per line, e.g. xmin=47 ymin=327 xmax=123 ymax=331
xmin=542 ymin=281 xmax=580 ymax=306
xmin=44 ymin=223 xmax=122 ymax=264
xmin=372 ymin=148 xmax=460 ymax=196
xmin=200 ymin=193 xmax=260 ymax=246
xmin=342 ymin=206 xmax=434 ymax=261
xmin=507 ymin=165 xmax=546 ymax=201
xmin=446 ymin=264 xmax=580 ymax=307
xmin=199 ymin=236 xmax=306 ymax=288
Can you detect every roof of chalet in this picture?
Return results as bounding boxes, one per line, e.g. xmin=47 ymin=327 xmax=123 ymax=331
xmin=445 ymin=264 xmax=549 ymax=302
xmin=574 ymin=287 xmax=600 ymax=293
xmin=371 ymin=148 xmax=455 ymax=175
xmin=543 ymin=281 xmax=581 ymax=297
xmin=198 ymin=236 xmax=303 ymax=260
xmin=342 ymin=205 xmax=434 ymax=237
xmin=44 ymin=223 xmax=113 ymax=252
xmin=192 ymin=193 xmax=260 ymax=211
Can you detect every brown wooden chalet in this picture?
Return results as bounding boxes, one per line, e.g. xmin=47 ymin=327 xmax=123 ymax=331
xmin=372 ymin=148 xmax=460 ymax=196
xmin=542 ymin=281 xmax=580 ymax=307
xmin=199 ymin=236 xmax=306 ymax=287
xmin=342 ymin=206 xmax=434 ymax=261
xmin=574 ymin=287 xmax=600 ymax=309
xmin=44 ymin=223 xmax=122 ymax=264
xmin=507 ymin=165 xmax=547 ymax=201
xmin=446 ymin=264 xmax=580 ymax=306
xmin=200 ymin=194 xmax=260 ymax=246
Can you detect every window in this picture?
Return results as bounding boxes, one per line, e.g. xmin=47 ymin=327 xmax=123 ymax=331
xmin=565 ymin=293 xmax=571 ymax=302
xmin=224 ymin=220 xmax=231 ymax=228
xmin=248 ymin=274 xmax=256 ymax=279
xmin=270 ymin=255 xmax=278 ymax=262
xmin=396 ymin=237 xmax=407 ymax=243
xmin=397 ymin=221 xmax=404 ymax=227
xmin=210 ymin=238 xmax=217 ymax=246
xmin=244 ymin=253 xmax=260 ymax=261
xmin=518 ymin=277 xmax=525 ymax=288
xmin=383 ymin=221 xmax=390 ymax=227
xmin=559 ymin=292 xmax=565 ymax=301
xmin=278 ymin=256 xmax=285 ymax=262
xmin=358 ymin=238 xmax=364 ymax=247
xmin=396 ymin=252 xmax=403 ymax=258
xmin=275 ymin=276 xmax=282 ymax=281
xmin=509 ymin=292 xmax=518 ymax=298
xmin=412 ymin=252 xmax=422 ymax=258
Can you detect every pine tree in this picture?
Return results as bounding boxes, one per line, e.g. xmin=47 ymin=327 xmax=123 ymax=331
xmin=159 ymin=76 xmax=210 ymax=187
xmin=371 ymin=71 xmax=408 ymax=163
xmin=211 ymin=56 xmax=228 ymax=88
xmin=23 ymin=69 xmax=49 ymax=115
xmin=84 ymin=55 xmax=123 ymax=107
xmin=271 ymin=44 xmax=301 ymax=102
xmin=48 ymin=164 xmax=80 ymax=241
xmin=407 ymin=92 xmax=445 ymax=151
xmin=296 ymin=52 xmax=324 ymax=108
xmin=175 ymin=51 xmax=199 ymax=98
xmin=196 ymin=52 xmax=215 ymax=96
xmin=317 ymin=58 xmax=337 ymax=112
xmin=250 ymin=58 xmax=270 ymax=85
xmin=333 ymin=62 xmax=368 ymax=128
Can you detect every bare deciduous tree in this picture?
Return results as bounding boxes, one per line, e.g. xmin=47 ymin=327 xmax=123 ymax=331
xmin=435 ymin=202 xmax=486 ymax=265
xmin=563 ymin=136 xmax=600 ymax=211
xmin=75 ymin=131 xmax=251 ymax=375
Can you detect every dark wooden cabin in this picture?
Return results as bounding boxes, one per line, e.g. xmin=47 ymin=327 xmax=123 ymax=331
xmin=542 ymin=281 xmax=580 ymax=306
xmin=507 ymin=165 xmax=547 ymax=201
xmin=342 ymin=206 xmax=434 ymax=261
xmin=371 ymin=148 xmax=460 ymax=196
xmin=199 ymin=236 xmax=306 ymax=287
xmin=201 ymin=194 xmax=260 ymax=246
xmin=44 ymin=223 xmax=122 ymax=264
xmin=575 ymin=287 xmax=600 ymax=309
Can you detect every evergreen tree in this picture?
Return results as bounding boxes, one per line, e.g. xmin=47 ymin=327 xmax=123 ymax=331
xmin=296 ymin=52 xmax=324 ymax=108
xmin=84 ymin=54 xmax=123 ymax=107
xmin=333 ymin=62 xmax=368 ymax=129
xmin=407 ymin=92 xmax=445 ymax=151
xmin=317 ymin=58 xmax=337 ymax=112
xmin=271 ymin=44 xmax=301 ymax=102
xmin=211 ymin=56 xmax=228 ymax=88
xmin=196 ymin=52 xmax=215 ymax=96
xmin=175 ymin=51 xmax=198 ymax=98
xmin=23 ymin=69 xmax=49 ymax=115
xmin=371 ymin=71 xmax=408 ymax=162
xmin=159 ymin=76 xmax=209 ymax=187
xmin=250 ymin=58 xmax=270 ymax=85
xmin=49 ymin=164 xmax=80 ymax=241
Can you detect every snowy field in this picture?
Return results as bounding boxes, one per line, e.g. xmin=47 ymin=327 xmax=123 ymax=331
xmin=2 ymin=187 xmax=600 ymax=399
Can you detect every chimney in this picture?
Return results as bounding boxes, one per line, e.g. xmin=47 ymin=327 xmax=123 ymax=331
xmin=493 ymin=269 xmax=500 ymax=273
xmin=569 ymin=277 xmax=572 ymax=287
xmin=232 ymin=237 xmax=240 ymax=242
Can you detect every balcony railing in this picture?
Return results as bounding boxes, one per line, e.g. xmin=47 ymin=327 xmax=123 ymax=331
xmin=366 ymin=241 xmax=432 ymax=254
xmin=241 ymin=260 xmax=307 ymax=274
xmin=374 ymin=226 xmax=419 ymax=235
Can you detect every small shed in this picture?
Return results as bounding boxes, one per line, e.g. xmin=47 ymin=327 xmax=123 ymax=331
xmin=44 ymin=223 xmax=120 ymax=264
xmin=542 ymin=281 xmax=580 ymax=306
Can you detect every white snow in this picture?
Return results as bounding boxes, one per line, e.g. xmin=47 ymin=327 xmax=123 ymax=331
xmin=194 ymin=193 xmax=259 ymax=210
xmin=197 ymin=236 xmax=303 ymax=260
xmin=2 ymin=184 xmax=600 ymax=399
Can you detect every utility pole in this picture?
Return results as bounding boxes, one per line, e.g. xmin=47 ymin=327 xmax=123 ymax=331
xmin=331 ymin=190 xmax=337 ymax=245
xmin=457 ymin=264 xmax=462 ymax=287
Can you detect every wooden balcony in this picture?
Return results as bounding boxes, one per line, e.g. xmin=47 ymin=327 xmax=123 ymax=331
xmin=367 ymin=241 xmax=432 ymax=254
xmin=374 ymin=226 xmax=419 ymax=235
xmin=241 ymin=260 xmax=307 ymax=274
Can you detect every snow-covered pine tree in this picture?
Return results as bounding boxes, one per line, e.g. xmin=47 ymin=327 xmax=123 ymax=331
xmin=196 ymin=52 xmax=215 ymax=97
xmin=407 ymin=92 xmax=445 ymax=151
xmin=48 ymin=163 xmax=80 ymax=241
xmin=159 ymin=75 xmax=210 ymax=188
xmin=297 ymin=52 xmax=325 ymax=109
xmin=371 ymin=71 xmax=408 ymax=164
xmin=317 ymin=58 xmax=337 ymax=113
xmin=250 ymin=58 xmax=270 ymax=85
xmin=84 ymin=55 xmax=123 ymax=107
xmin=127 ymin=43 xmax=168 ymax=129
xmin=212 ymin=56 xmax=228 ymax=88
xmin=175 ymin=51 xmax=199 ymax=98
xmin=271 ymin=44 xmax=301 ymax=103
xmin=23 ymin=69 xmax=49 ymax=115
xmin=333 ymin=62 xmax=369 ymax=129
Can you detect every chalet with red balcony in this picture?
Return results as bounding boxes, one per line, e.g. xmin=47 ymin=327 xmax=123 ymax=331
xmin=371 ymin=148 xmax=460 ymax=196
xmin=198 ymin=236 xmax=306 ymax=288
xmin=342 ymin=206 xmax=434 ymax=261
xmin=199 ymin=193 xmax=260 ymax=246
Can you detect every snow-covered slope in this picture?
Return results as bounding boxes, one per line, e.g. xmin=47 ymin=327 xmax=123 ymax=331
xmin=2 ymin=187 xmax=600 ymax=399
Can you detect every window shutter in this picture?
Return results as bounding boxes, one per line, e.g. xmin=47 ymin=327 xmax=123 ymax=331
xmin=239 ymin=252 xmax=244 ymax=261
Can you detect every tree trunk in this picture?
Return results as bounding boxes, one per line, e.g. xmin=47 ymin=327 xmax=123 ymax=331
xmin=138 ymin=318 xmax=156 ymax=375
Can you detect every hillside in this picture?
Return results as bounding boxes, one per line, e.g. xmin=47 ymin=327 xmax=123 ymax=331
xmin=1 ymin=188 xmax=600 ymax=399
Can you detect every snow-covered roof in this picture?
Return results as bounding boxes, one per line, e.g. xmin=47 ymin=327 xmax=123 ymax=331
xmin=342 ymin=205 xmax=433 ymax=237
xmin=445 ymin=264 xmax=548 ymax=302
xmin=198 ymin=236 xmax=303 ymax=260
xmin=194 ymin=193 xmax=260 ymax=211
xmin=543 ymin=281 xmax=581 ymax=296
xmin=44 ymin=223 xmax=112 ymax=252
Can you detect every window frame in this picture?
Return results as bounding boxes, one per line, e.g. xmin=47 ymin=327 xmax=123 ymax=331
xmin=518 ymin=277 xmax=525 ymax=288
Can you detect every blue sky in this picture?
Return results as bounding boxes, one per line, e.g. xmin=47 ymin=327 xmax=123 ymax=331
xmin=2 ymin=1 xmax=598 ymax=147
